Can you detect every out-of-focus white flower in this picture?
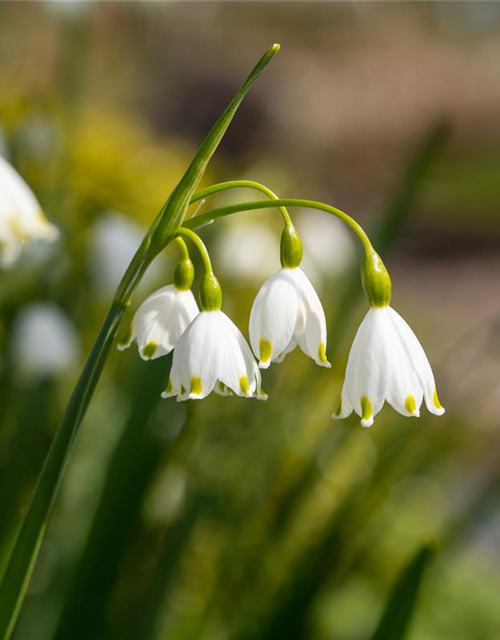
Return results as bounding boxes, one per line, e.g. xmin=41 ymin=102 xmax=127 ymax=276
xmin=11 ymin=302 xmax=81 ymax=378
xmin=0 ymin=155 xmax=58 ymax=268
xmin=13 ymin=111 xmax=61 ymax=163
xmin=332 ymin=306 xmax=445 ymax=427
xmin=118 ymin=285 xmax=199 ymax=360
xmin=89 ymin=213 xmax=165 ymax=298
xmin=215 ymin=218 xmax=279 ymax=282
xmin=162 ymin=310 xmax=266 ymax=401
xmin=249 ymin=267 xmax=330 ymax=369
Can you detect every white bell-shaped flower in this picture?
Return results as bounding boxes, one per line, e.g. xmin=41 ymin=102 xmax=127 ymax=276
xmin=249 ymin=267 xmax=330 ymax=369
xmin=332 ymin=306 xmax=445 ymax=427
xmin=118 ymin=285 xmax=199 ymax=360
xmin=162 ymin=310 xmax=266 ymax=401
xmin=0 ymin=154 xmax=58 ymax=267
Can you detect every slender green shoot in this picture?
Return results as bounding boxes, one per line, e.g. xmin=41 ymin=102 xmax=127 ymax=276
xmin=184 ymin=197 xmax=374 ymax=254
xmin=369 ymin=543 xmax=435 ymax=640
xmin=174 ymin=228 xmax=214 ymax=276
xmin=190 ymin=180 xmax=293 ymax=226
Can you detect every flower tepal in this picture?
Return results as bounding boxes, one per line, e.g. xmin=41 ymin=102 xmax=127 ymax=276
xmin=162 ymin=309 xmax=266 ymax=401
xmin=0 ymin=154 xmax=58 ymax=267
xmin=118 ymin=285 xmax=199 ymax=360
xmin=333 ymin=306 xmax=445 ymax=427
xmin=249 ymin=267 xmax=330 ymax=369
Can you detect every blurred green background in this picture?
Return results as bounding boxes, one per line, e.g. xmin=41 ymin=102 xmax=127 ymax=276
xmin=0 ymin=2 xmax=499 ymax=639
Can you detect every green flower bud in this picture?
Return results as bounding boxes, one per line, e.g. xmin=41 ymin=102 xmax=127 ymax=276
xmin=200 ymin=272 xmax=222 ymax=311
xmin=361 ymin=249 xmax=392 ymax=307
xmin=173 ymin=257 xmax=195 ymax=291
xmin=280 ymin=224 xmax=303 ymax=269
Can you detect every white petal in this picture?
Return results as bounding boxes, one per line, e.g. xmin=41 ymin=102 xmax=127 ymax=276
xmin=168 ymin=311 xmax=221 ymax=400
xmin=331 ymin=386 xmax=353 ymax=421
xmin=385 ymin=336 xmax=423 ymax=418
xmin=387 ymin=307 xmax=445 ymax=416
xmin=151 ymin=289 xmax=199 ymax=358
xmin=274 ymin=337 xmax=297 ymax=363
xmin=119 ymin=285 xmax=199 ymax=360
xmin=249 ymin=269 xmax=299 ymax=368
xmin=344 ymin=308 xmax=394 ymax=427
xmin=289 ymin=268 xmax=331 ymax=368
xmin=217 ymin=314 xmax=260 ymax=398
xmin=214 ymin=381 xmax=234 ymax=397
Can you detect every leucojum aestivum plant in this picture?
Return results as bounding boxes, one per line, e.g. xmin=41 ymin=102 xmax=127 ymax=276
xmin=0 ymin=44 xmax=444 ymax=639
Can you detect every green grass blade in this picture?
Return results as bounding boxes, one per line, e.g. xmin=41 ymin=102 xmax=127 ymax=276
xmin=368 ymin=544 xmax=435 ymax=640
xmin=0 ymin=45 xmax=279 ymax=640
xmin=53 ymin=356 xmax=178 ymax=640
xmin=0 ymin=304 xmax=125 ymax=640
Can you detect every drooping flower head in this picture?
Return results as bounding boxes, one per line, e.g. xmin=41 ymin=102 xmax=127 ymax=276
xmin=333 ymin=249 xmax=444 ymax=427
xmin=162 ymin=272 xmax=266 ymax=401
xmin=118 ymin=284 xmax=199 ymax=360
xmin=162 ymin=308 xmax=266 ymax=401
xmin=332 ymin=306 xmax=444 ymax=427
xmin=118 ymin=247 xmax=198 ymax=360
xmin=0 ymin=154 xmax=58 ymax=267
xmin=249 ymin=223 xmax=330 ymax=369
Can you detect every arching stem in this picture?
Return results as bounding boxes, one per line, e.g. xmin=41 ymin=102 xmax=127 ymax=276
xmin=174 ymin=228 xmax=214 ymax=276
xmin=175 ymin=237 xmax=190 ymax=261
xmin=183 ymin=197 xmax=374 ymax=255
xmin=190 ymin=180 xmax=293 ymax=226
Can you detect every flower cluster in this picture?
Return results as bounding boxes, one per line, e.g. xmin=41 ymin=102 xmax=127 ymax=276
xmin=119 ymin=219 xmax=444 ymax=428
xmin=0 ymin=155 xmax=59 ymax=267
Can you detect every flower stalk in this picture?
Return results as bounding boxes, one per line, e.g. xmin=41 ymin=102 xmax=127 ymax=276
xmin=184 ymin=196 xmax=374 ymax=254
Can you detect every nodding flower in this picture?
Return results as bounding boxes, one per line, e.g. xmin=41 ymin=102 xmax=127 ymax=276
xmin=333 ymin=306 xmax=445 ymax=428
xmin=118 ymin=284 xmax=199 ymax=360
xmin=249 ymin=266 xmax=330 ymax=369
xmin=162 ymin=309 xmax=267 ymax=402
xmin=0 ymin=154 xmax=58 ymax=267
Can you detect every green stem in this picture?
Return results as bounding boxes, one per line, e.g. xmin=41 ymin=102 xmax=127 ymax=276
xmin=190 ymin=180 xmax=293 ymax=226
xmin=184 ymin=197 xmax=374 ymax=254
xmin=175 ymin=237 xmax=190 ymax=261
xmin=174 ymin=228 xmax=214 ymax=275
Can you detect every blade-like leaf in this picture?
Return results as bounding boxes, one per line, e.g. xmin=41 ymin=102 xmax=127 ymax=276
xmin=368 ymin=543 xmax=435 ymax=640
xmin=0 ymin=44 xmax=279 ymax=640
xmin=53 ymin=356 xmax=180 ymax=640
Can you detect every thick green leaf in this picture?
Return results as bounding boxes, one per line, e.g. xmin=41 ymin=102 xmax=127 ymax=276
xmin=368 ymin=544 xmax=435 ymax=640
xmin=0 ymin=44 xmax=279 ymax=640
